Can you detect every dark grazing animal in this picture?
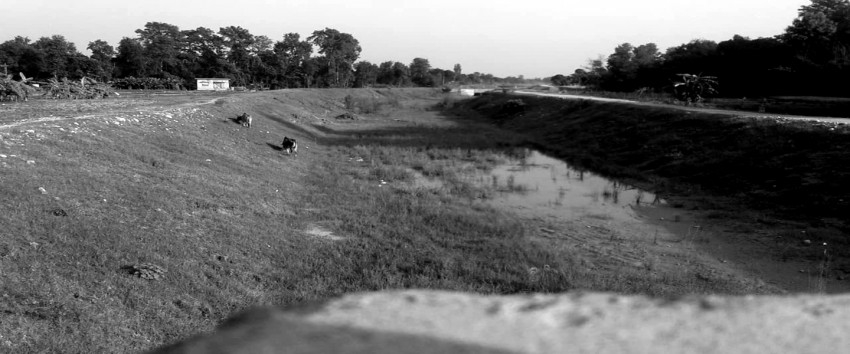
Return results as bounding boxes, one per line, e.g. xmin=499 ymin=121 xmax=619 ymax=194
xmin=236 ymin=112 xmax=252 ymax=127
xmin=281 ymin=136 xmax=298 ymax=154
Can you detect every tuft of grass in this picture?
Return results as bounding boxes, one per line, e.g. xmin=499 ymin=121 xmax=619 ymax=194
xmin=343 ymin=94 xmax=401 ymax=114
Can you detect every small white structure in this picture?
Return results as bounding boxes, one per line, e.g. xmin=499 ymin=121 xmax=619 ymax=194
xmin=196 ymin=78 xmax=230 ymax=91
xmin=459 ymin=89 xmax=476 ymax=96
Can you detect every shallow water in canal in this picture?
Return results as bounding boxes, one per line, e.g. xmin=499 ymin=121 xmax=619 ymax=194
xmin=470 ymin=150 xmax=669 ymax=220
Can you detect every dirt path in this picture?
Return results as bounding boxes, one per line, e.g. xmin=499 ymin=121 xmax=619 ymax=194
xmin=0 ymin=96 xmax=223 ymax=131
xmin=516 ymin=91 xmax=850 ymax=124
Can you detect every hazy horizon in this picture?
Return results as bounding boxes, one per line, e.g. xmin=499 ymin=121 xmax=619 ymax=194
xmin=2 ymin=0 xmax=807 ymax=78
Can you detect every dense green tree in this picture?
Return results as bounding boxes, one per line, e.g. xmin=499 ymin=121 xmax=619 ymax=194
xmin=135 ymin=22 xmax=184 ymax=77
xmin=632 ymin=43 xmax=660 ymax=67
xmin=0 ymin=36 xmax=41 ymax=77
xmin=782 ymin=0 xmax=850 ymax=94
xmin=353 ymin=61 xmax=378 ymax=87
xmin=273 ymin=33 xmax=312 ymax=88
xmin=376 ymin=61 xmax=394 ymax=85
xmin=114 ymin=37 xmax=147 ymax=78
xmin=307 ymin=28 xmax=361 ymax=87
xmin=604 ymin=43 xmax=636 ymax=90
xmin=31 ymin=35 xmax=80 ymax=78
xmin=391 ymin=62 xmax=410 ymax=86
xmin=182 ymin=27 xmax=232 ymax=82
xmin=715 ymin=35 xmax=792 ymax=96
xmin=583 ymin=57 xmax=608 ymax=88
xmin=429 ymin=68 xmax=454 ymax=86
xmin=1 ymin=23 xmax=511 ymax=90
xmin=550 ymin=74 xmax=569 ymax=86
xmin=662 ymin=39 xmax=719 ymax=73
xmin=301 ymin=57 xmax=320 ymax=88
xmin=87 ymin=39 xmax=115 ymax=81
xmin=409 ymin=57 xmax=432 ymax=86
xmin=784 ymin=0 xmax=850 ymax=64
xmin=183 ymin=27 xmax=224 ymax=57
xmin=442 ymin=69 xmax=456 ymax=84
xmin=219 ymin=26 xmax=255 ymax=86
xmin=87 ymin=40 xmax=114 ymax=63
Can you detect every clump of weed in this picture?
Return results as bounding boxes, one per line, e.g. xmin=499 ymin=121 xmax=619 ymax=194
xmin=527 ymin=264 xmax=571 ymax=292
xmin=344 ymin=95 xmax=391 ymax=114
xmin=124 ymin=263 xmax=167 ymax=280
xmin=136 ymin=154 xmax=168 ymax=169
xmin=502 ymin=99 xmax=527 ymax=115
xmin=437 ymin=95 xmax=459 ymax=110
xmin=370 ymin=164 xmax=413 ymax=182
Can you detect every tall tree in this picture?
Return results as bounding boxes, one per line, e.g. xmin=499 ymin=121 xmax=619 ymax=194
xmin=662 ymin=39 xmax=719 ymax=82
xmin=441 ymin=69 xmax=456 ymax=84
xmin=409 ymin=57 xmax=432 ymax=86
xmin=376 ymin=61 xmax=395 ymax=85
xmin=114 ymin=37 xmax=147 ymax=78
xmin=784 ymin=0 xmax=850 ymax=65
xmin=550 ymin=74 xmax=569 ymax=86
xmin=715 ymin=35 xmax=792 ymax=96
xmin=273 ymin=33 xmax=312 ymax=87
xmin=633 ymin=43 xmax=660 ymax=67
xmin=583 ymin=56 xmax=608 ymax=88
xmin=307 ymin=28 xmax=361 ymax=87
xmin=182 ymin=27 xmax=232 ymax=81
xmin=353 ymin=61 xmax=378 ymax=87
xmin=32 ymin=35 xmax=78 ymax=78
xmin=183 ymin=27 xmax=224 ymax=57
xmin=0 ymin=36 xmax=41 ymax=77
xmin=604 ymin=43 xmax=636 ymax=90
xmin=135 ymin=22 xmax=184 ymax=77
xmin=391 ymin=62 xmax=410 ymax=86
xmin=87 ymin=39 xmax=115 ymax=80
xmin=219 ymin=26 xmax=255 ymax=86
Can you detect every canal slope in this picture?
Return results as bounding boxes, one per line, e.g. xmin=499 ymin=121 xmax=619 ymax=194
xmin=452 ymin=93 xmax=850 ymax=290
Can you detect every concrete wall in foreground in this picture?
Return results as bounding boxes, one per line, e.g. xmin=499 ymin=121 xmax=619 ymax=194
xmin=151 ymin=290 xmax=850 ymax=354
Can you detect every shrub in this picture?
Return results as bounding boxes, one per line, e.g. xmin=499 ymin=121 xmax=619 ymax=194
xmin=502 ymin=99 xmax=527 ymax=114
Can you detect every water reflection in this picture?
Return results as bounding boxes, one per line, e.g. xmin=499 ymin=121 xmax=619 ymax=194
xmin=481 ymin=150 xmax=665 ymax=215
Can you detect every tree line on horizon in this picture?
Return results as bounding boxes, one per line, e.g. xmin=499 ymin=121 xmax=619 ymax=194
xmin=0 ymin=23 xmax=529 ymax=90
xmin=551 ymin=0 xmax=850 ymax=98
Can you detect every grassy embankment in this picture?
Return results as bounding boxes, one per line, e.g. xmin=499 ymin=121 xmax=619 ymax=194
xmin=454 ymin=93 xmax=850 ymax=277
xmin=0 ymin=88 xmax=748 ymax=353
xmin=552 ymin=87 xmax=850 ymax=117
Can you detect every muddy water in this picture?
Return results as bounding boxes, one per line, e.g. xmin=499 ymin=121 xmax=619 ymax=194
xmin=453 ymin=150 xmax=849 ymax=294
xmin=472 ymin=150 xmax=671 ymax=221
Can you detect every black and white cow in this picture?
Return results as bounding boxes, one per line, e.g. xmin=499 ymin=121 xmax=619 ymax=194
xmin=236 ymin=112 xmax=252 ymax=127
xmin=281 ymin=136 xmax=298 ymax=155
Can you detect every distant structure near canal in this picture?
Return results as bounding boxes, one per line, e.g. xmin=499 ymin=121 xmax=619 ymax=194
xmin=196 ymin=78 xmax=230 ymax=91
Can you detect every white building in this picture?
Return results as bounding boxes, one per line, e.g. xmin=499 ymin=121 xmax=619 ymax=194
xmin=196 ymin=78 xmax=230 ymax=91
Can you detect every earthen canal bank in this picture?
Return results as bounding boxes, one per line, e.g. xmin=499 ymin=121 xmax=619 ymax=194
xmin=453 ymin=94 xmax=850 ymax=293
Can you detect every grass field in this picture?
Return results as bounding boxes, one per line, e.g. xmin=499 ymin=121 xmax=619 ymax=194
xmin=0 ymin=89 xmax=736 ymax=353
xmin=2 ymin=88 xmax=844 ymax=352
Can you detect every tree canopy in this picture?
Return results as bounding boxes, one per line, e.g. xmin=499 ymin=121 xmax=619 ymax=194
xmin=0 ymin=23 xmax=525 ymax=90
xmin=562 ymin=0 xmax=850 ymax=97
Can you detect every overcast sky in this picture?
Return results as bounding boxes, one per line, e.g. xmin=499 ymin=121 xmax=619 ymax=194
xmin=2 ymin=0 xmax=807 ymax=78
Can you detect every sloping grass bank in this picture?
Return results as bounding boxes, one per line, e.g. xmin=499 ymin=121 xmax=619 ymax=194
xmin=453 ymin=93 xmax=850 ymax=266
xmin=2 ymin=89 xmax=749 ymax=353
xmin=456 ymin=94 xmax=850 ymax=222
